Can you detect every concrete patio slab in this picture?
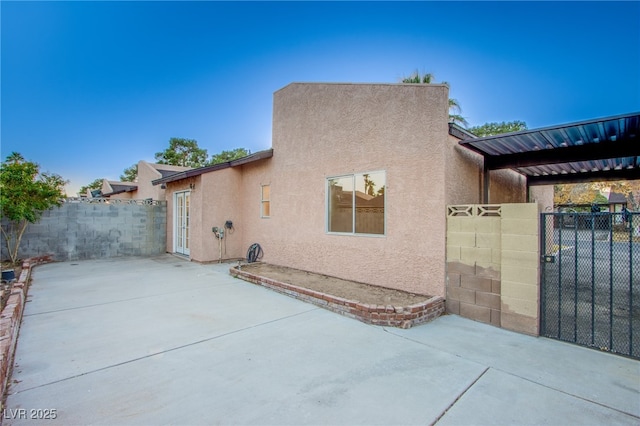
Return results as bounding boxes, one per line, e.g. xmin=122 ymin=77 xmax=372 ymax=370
xmin=7 ymin=309 xmax=487 ymax=425
xmin=388 ymin=315 xmax=640 ymax=418
xmin=437 ymin=368 xmax=638 ymax=425
xmin=3 ymin=256 xmax=639 ymax=425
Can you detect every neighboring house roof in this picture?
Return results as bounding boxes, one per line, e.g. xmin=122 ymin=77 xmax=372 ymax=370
xmin=103 ymin=181 xmax=138 ymax=196
xmin=157 ymin=169 xmax=183 ymax=178
xmin=361 ymin=195 xmax=385 ymax=208
xmin=152 ymin=149 xmax=274 ymax=186
xmin=608 ymin=192 xmax=628 ymax=204
xmin=355 ymin=191 xmax=374 ymax=201
xmin=148 ymin=163 xmax=192 ymax=178
xmin=334 ymin=190 xmax=384 ymax=208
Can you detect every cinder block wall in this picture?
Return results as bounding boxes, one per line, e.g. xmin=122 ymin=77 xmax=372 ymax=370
xmin=499 ymin=204 xmax=540 ymax=335
xmin=446 ymin=205 xmax=502 ymax=327
xmin=1 ymin=200 xmax=167 ymax=262
xmin=446 ymin=203 xmax=540 ymax=335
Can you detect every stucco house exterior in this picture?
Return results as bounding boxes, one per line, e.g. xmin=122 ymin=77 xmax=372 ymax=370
xmin=153 ymin=83 xmax=550 ymax=300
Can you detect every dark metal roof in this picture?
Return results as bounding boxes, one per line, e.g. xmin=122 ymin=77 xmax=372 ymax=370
xmin=152 ymin=149 xmax=274 ymax=185
xmin=458 ymin=112 xmax=640 ymax=186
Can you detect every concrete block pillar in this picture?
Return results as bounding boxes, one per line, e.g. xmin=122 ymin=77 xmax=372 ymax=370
xmin=446 ymin=203 xmax=541 ymax=336
xmin=499 ymin=203 xmax=540 ymax=335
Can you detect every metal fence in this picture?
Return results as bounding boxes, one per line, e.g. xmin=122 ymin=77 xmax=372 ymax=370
xmin=540 ymin=212 xmax=640 ymax=359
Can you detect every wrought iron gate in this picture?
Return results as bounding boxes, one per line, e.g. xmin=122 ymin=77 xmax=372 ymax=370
xmin=540 ymin=212 xmax=640 ymax=358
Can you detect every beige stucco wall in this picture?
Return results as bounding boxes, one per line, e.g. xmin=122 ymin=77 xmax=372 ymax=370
xmin=100 ymin=180 xmax=113 ymax=195
xmin=529 ymin=185 xmax=554 ymax=212
xmin=240 ymin=83 xmax=451 ymax=296
xmin=238 ymin=159 xmax=274 ymax=261
xmin=197 ymin=168 xmax=245 ymax=262
xmin=135 ymin=162 xmax=162 ymax=200
xmin=489 ymin=170 xmax=527 ymax=203
xmin=445 ymin=134 xmax=527 ymax=205
xmin=445 ymin=135 xmax=483 ymax=205
xmin=106 ymin=193 xmax=134 ymax=200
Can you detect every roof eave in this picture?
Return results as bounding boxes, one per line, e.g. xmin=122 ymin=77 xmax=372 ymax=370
xmin=152 ymin=148 xmax=274 ymax=186
xmin=448 ymin=123 xmax=477 ymax=141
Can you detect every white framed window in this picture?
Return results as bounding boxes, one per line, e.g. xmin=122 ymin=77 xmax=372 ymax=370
xmin=327 ymin=171 xmax=385 ymax=235
xmin=261 ymin=184 xmax=270 ymax=218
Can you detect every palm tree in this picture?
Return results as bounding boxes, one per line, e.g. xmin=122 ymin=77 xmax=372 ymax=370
xmin=402 ymin=72 xmax=435 ymax=84
xmin=6 ymin=152 xmax=24 ymax=164
xmin=401 ymin=71 xmax=468 ymax=127
xmin=448 ymin=98 xmax=466 ymax=127
xmin=363 ymin=174 xmax=375 ymax=196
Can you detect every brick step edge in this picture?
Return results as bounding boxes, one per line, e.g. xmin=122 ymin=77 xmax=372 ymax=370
xmin=230 ymin=265 xmax=444 ymax=329
xmin=0 ymin=255 xmax=53 ymax=410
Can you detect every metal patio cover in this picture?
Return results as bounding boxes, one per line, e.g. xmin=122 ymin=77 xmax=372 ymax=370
xmin=458 ymin=112 xmax=640 ymax=188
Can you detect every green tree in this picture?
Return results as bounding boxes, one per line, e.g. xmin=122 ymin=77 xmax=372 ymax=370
xmin=208 ymin=148 xmax=251 ymax=166
xmin=554 ymin=183 xmax=608 ymax=208
xmin=554 ymin=181 xmax=640 ymax=210
xmin=78 ymin=178 xmax=103 ymax=197
xmin=120 ymin=163 xmax=138 ymax=182
xmin=401 ymin=71 xmax=468 ymax=126
xmin=155 ymin=137 xmax=208 ymax=168
xmin=587 ymin=181 xmax=640 ymax=211
xmin=468 ymin=121 xmax=528 ymax=137
xmin=0 ymin=152 xmax=67 ymax=264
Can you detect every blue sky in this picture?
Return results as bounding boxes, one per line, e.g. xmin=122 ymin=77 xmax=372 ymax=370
xmin=2 ymin=1 xmax=639 ymax=196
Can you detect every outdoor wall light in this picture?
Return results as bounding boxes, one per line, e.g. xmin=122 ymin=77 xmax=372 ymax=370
xmin=161 ymin=183 xmax=166 ymax=189
xmin=189 ymin=183 xmax=195 ymax=190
